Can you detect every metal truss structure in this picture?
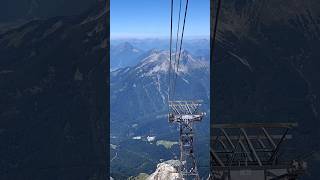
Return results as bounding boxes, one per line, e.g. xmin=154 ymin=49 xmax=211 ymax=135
xmin=210 ymin=123 xmax=307 ymax=180
xmin=169 ymin=100 xmax=205 ymax=180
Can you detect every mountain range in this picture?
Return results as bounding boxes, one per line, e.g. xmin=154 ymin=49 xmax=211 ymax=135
xmin=213 ymin=0 xmax=320 ymax=179
xmin=0 ymin=0 xmax=100 ymax=23
xmin=110 ymin=50 xmax=210 ymax=136
xmin=111 ymin=38 xmax=210 ymax=62
xmin=110 ymin=49 xmax=210 ymax=178
xmin=0 ymin=1 xmax=108 ymax=180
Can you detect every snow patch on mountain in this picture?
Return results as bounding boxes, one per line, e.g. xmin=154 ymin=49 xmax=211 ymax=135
xmin=229 ymin=51 xmax=253 ymax=71
xmin=42 ymin=21 xmax=63 ymax=38
xmin=181 ymin=77 xmax=190 ymax=84
xmin=132 ymin=48 xmax=140 ymax=53
xmin=155 ymin=74 xmax=166 ymax=105
xmin=80 ymin=8 xmax=107 ymax=25
xmin=136 ymin=50 xmax=208 ymax=77
xmin=3 ymin=25 xmax=38 ymax=47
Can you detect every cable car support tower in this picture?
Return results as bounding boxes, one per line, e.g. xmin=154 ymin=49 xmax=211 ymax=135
xmin=167 ymin=0 xmax=204 ymax=179
xmin=169 ymin=101 xmax=205 ymax=179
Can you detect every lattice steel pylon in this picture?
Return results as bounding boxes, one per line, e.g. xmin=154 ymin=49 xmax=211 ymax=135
xmin=210 ymin=123 xmax=307 ymax=180
xmin=168 ymin=100 xmax=205 ymax=180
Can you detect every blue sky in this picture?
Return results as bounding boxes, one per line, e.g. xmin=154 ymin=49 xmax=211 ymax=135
xmin=111 ymin=0 xmax=210 ymax=39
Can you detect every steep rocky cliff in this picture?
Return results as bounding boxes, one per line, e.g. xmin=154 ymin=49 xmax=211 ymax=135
xmin=129 ymin=160 xmax=183 ymax=180
xmin=146 ymin=161 xmax=182 ymax=180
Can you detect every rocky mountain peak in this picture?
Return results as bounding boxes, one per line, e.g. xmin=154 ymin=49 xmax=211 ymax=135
xmin=146 ymin=160 xmax=183 ymax=180
xmin=135 ymin=50 xmax=208 ymax=77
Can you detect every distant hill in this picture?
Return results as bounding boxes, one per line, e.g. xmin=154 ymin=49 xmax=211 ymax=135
xmin=111 ymin=38 xmax=210 ymax=60
xmin=110 ymin=42 xmax=144 ymax=70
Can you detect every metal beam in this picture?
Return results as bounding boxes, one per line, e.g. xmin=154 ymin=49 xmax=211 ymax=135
xmin=220 ymin=128 xmax=235 ymax=149
xmin=212 ymin=123 xmax=298 ymax=129
xmin=239 ymin=140 xmax=253 ymax=162
xmin=212 ymin=134 xmax=292 ymax=141
xmin=228 ymin=132 xmax=243 ymax=166
xmin=241 ymin=128 xmax=263 ymax=166
xmin=184 ymin=102 xmax=192 ymax=114
xmin=262 ymin=127 xmax=277 ymax=149
xmin=257 ymin=138 xmax=272 ymax=158
xmin=269 ymin=128 xmax=289 ymax=162
xmin=217 ymin=138 xmax=228 ymax=151
xmin=211 ymin=149 xmax=225 ymax=167
xmin=171 ymin=105 xmax=180 ymax=114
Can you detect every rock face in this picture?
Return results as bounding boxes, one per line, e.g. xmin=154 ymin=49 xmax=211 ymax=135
xmin=146 ymin=160 xmax=183 ymax=180
xmin=212 ymin=0 xmax=320 ymax=179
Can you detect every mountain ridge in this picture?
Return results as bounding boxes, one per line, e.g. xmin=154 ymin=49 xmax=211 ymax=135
xmin=0 ymin=2 xmax=108 ymax=179
xmin=213 ymin=1 xmax=320 ymax=179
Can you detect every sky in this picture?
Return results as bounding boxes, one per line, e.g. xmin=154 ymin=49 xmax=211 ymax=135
xmin=111 ymin=0 xmax=210 ymax=39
